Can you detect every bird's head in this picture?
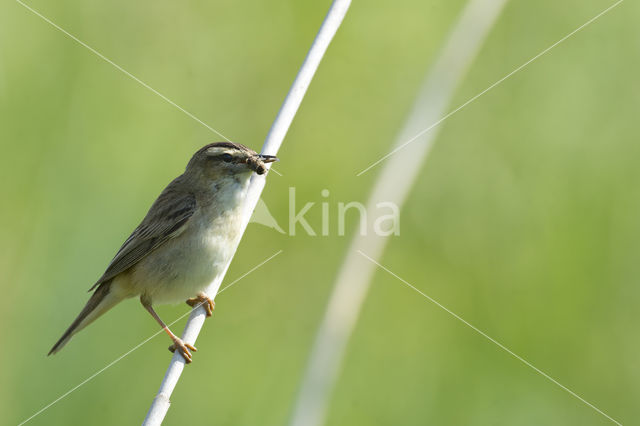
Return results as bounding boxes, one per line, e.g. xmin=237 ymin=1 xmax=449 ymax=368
xmin=186 ymin=142 xmax=278 ymax=180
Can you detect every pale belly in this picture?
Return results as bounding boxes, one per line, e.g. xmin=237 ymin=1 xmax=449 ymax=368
xmin=124 ymin=207 xmax=245 ymax=305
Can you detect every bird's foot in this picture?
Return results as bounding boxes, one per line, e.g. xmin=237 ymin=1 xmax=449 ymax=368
xmin=168 ymin=338 xmax=197 ymax=363
xmin=186 ymin=292 xmax=215 ymax=317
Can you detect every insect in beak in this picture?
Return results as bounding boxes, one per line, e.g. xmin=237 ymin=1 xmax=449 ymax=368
xmin=257 ymin=154 xmax=278 ymax=163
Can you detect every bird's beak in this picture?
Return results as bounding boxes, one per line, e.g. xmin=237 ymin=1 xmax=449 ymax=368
xmin=258 ymin=154 xmax=279 ymax=163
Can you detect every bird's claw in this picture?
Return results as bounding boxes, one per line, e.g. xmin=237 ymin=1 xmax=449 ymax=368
xmin=186 ymin=292 xmax=215 ymax=317
xmin=168 ymin=338 xmax=197 ymax=363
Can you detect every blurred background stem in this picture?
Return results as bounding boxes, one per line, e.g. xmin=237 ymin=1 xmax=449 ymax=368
xmin=288 ymin=1 xmax=508 ymax=425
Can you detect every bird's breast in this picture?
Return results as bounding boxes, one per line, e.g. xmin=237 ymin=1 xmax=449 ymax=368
xmin=132 ymin=175 xmax=251 ymax=304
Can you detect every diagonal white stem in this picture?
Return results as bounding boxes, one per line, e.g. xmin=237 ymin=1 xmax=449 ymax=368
xmin=142 ymin=1 xmax=351 ymax=425
xmin=288 ymin=1 xmax=508 ymax=425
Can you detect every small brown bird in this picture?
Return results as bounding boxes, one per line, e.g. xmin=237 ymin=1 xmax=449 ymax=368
xmin=49 ymin=142 xmax=277 ymax=363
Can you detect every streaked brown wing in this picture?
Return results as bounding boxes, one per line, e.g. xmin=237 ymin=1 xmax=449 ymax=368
xmin=90 ymin=177 xmax=196 ymax=290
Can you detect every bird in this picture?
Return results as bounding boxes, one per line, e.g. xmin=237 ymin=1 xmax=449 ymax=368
xmin=49 ymin=142 xmax=278 ymax=363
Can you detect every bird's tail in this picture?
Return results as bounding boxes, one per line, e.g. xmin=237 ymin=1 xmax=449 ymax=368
xmin=48 ymin=281 xmax=121 ymax=355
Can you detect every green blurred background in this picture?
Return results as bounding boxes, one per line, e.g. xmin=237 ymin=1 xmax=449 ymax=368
xmin=1 ymin=0 xmax=638 ymax=424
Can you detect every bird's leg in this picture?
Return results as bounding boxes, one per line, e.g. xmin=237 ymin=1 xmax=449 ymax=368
xmin=140 ymin=297 xmax=196 ymax=363
xmin=186 ymin=292 xmax=215 ymax=317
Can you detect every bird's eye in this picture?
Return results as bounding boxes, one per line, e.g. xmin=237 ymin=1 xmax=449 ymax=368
xmin=220 ymin=153 xmax=233 ymax=162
